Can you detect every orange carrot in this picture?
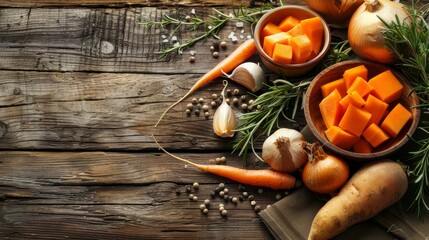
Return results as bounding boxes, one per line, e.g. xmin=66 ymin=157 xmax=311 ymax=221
xmin=155 ymin=39 xmax=257 ymax=127
xmin=152 ymin=135 xmax=297 ymax=190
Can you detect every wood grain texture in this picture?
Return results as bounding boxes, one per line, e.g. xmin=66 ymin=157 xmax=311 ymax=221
xmin=0 ymin=70 xmax=304 ymax=151
xmin=0 ymin=7 xmax=259 ymax=73
xmin=0 ymin=151 xmax=284 ymax=239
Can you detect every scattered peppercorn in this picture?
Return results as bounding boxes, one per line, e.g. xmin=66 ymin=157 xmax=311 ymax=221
xmin=250 ymin=200 xmax=257 ymax=207
xmin=211 ymin=93 xmax=218 ymax=100
xmin=219 ymin=204 xmax=224 ymax=208
xmin=223 ymin=188 xmax=229 ymax=194
xmin=223 ymin=194 xmax=229 ymax=201
xmin=214 ymin=187 xmax=221 ymax=194
xmin=212 ymin=41 xmax=220 ymax=51
xmin=204 ymin=199 xmax=211 ymax=207
xmin=204 ymin=111 xmax=210 ymax=119
xmin=200 ymin=204 xmax=207 ymax=210
xmin=232 ymin=98 xmax=239 ymax=105
xmin=192 ymin=182 xmax=199 ymax=190
xmin=239 ymin=196 xmax=244 ymax=202
xmin=225 ymin=98 xmax=230 ymax=105
xmin=187 ymin=103 xmax=194 ymax=110
xmin=219 ymin=191 xmax=225 ymax=197
xmin=258 ymin=188 xmax=263 ymax=194
xmin=202 ymin=208 xmax=209 ymax=214
xmin=254 ymin=205 xmax=261 ymax=213
xmin=233 ymin=89 xmax=240 ymax=95
xmin=242 ymin=192 xmax=248 ymax=198
xmin=188 ymin=194 xmax=194 ymax=200
xmin=192 ymin=196 xmax=198 ymax=202
xmin=185 ymin=109 xmax=191 ymax=115
xmin=210 ymin=101 xmax=217 ymax=108
xmin=212 ymin=51 xmax=219 ymax=58
xmin=248 ymin=195 xmax=255 ymax=201
xmin=238 ymin=184 xmax=246 ymax=192
xmin=276 ymin=193 xmax=282 ymax=200
xmin=191 ymin=98 xmax=198 ymax=104
xmin=189 ymin=56 xmax=195 ymax=63
xmin=198 ymin=98 xmax=204 ymax=104
xmin=210 ymin=46 xmax=215 ymax=52
xmin=248 ymin=99 xmax=254 ymax=106
xmin=240 ymin=95 xmax=247 ymax=101
xmin=220 ymin=41 xmax=227 ymax=49
xmin=219 ymin=206 xmax=225 ymax=212
xmin=221 ymin=209 xmax=228 ymax=217
xmin=241 ymin=103 xmax=248 ymax=110
xmin=202 ymin=105 xmax=209 ymax=111
xmin=232 ymin=197 xmax=238 ymax=204
xmin=210 ymin=191 xmax=216 ymax=199
xmin=185 ymin=185 xmax=192 ymax=193
xmin=185 ymin=15 xmax=192 ymax=21
xmin=219 ymin=183 xmax=225 ymax=190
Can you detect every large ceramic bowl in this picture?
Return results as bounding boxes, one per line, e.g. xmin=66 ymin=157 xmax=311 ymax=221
xmin=304 ymin=60 xmax=421 ymax=161
xmin=254 ymin=5 xmax=331 ymax=77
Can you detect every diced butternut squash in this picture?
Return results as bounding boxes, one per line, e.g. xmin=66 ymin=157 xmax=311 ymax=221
xmin=380 ymin=103 xmax=412 ymax=137
xmin=353 ymin=139 xmax=373 ymax=153
xmin=347 ymin=76 xmax=374 ymax=98
xmin=263 ymin=32 xmax=292 ymax=57
xmin=286 ymin=23 xmax=303 ymax=37
xmin=348 ymin=91 xmax=366 ymax=108
xmin=368 ymin=70 xmax=403 ymax=103
xmin=289 ymin=34 xmax=312 ymax=64
xmin=362 ymin=123 xmax=390 ymax=148
xmin=325 ymin=126 xmax=360 ymax=150
xmin=343 ymin=65 xmax=368 ymax=89
xmin=278 ymin=15 xmax=300 ymax=32
xmin=321 ymin=78 xmax=347 ymax=98
xmin=300 ymin=17 xmax=324 ymax=55
xmin=261 ymin=22 xmax=282 ymax=39
xmin=339 ymin=91 xmax=365 ymax=109
xmin=339 ymin=104 xmax=372 ymax=137
xmin=272 ymin=43 xmax=292 ymax=64
xmin=319 ymin=89 xmax=343 ymax=128
xmin=364 ymin=94 xmax=389 ymax=125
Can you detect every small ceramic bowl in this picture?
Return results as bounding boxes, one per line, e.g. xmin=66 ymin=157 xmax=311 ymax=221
xmin=254 ymin=5 xmax=331 ymax=77
xmin=304 ymin=60 xmax=421 ymax=161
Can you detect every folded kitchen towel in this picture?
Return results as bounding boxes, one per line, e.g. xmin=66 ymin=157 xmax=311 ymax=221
xmin=258 ymin=187 xmax=429 ymax=240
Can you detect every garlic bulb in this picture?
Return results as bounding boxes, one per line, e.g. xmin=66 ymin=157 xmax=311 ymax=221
xmin=262 ymin=128 xmax=308 ymax=173
xmin=213 ymin=80 xmax=236 ymax=138
xmin=348 ymin=0 xmax=409 ymax=64
xmin=224 ymin=62 xmax=264 ymax=92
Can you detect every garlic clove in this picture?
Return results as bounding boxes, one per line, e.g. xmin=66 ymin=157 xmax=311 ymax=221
xmin=213 ymin=101 xmax=236 ymax=138
xmin=224 ymin=62 xmax=264 ymax=92
xmin=213 ymin=80 xmax=237 ymax=138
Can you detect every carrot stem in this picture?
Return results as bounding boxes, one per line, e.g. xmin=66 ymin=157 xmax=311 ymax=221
xmin=154 ymin=39 xmax=256 ymax=128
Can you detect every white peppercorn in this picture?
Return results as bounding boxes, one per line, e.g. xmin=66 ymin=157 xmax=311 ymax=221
xmin=241 ymin=103 xmax=248 ymax=110
xmin=187 ymin=103 xmax=194 ymax=110
xmin=186 ymin=109 xmax=191 ymax=115
xmin=204 ymin=199 xmax=211 ymax=206
xmin=232 ymin=98 xmax=239 ymax=105
xmin=233 ymin=88 xmax=240 ymax=95
xmin=258 ymin=188 xmax=263 ymax=194
xmin=232 ymin=197 xmax=238 ymax=204
xmin=200 ymin=204 xmax=206 ymax=210
xmin=219 ymin=191 xmax=225 ymax=197
xmin=191 ymin=98 xmax=198 ymax=104
xmin=202 ymin=105 xmax=209 ymax=111
xmin=250 ymin=200 xmax=257 ymax=207
xmin=204 ymin=111 xmax=210 ymax=119
xmin=220 ymin=41 xmax=227 ymax=49
xmin=221 ymin=209 xmax=228 ymax=217
xmin=223 ymin=188 xmax=229 ymax=194
xmin=212 ymin=51 xmax=219 ymax=58
xmin=188 ymin=194 xmax=194 ymax=200
xmin=192 ymin=182 xmax=199 ymax=190
xmin=202 ymin=208 xmax=209 ymax=214
xmin=212 ymin=93 xmax=218 ymax=100
xmin=192 ymin=196 xmax=198 ymax=201
xmin=198 ymin=98 xmax=204 ymax=104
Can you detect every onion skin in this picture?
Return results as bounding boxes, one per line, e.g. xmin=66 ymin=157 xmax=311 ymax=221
xmin=302 ymin=142 xmax=349 ymax=194
xmin=304 ymin=0 xmax=364 ymax=27
xmin=348 ymin=0 xmax=409 ymax=64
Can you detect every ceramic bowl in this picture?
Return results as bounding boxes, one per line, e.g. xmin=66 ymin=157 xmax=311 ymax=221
xmin=304 ymin=60 xmax=421 ymax=161
xmin=254 ymin=5 xmax=331 ymax=77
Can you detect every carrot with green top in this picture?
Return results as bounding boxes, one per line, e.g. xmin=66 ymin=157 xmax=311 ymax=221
xmin=152 ymin=135 xmax=297 ymax=190
xmin=155 ymin=39 xmax=257 ymax=127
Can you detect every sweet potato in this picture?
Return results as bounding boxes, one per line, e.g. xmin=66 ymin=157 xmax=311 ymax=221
xmin=308 ymin=159 xmax=408 ymax=240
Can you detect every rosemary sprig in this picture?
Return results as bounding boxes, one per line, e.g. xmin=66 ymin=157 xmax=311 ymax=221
xmin=380 ymin=1 xmax=429 ymax=215
xmin=232 ymin=79 xmax=310 ymax=160
xmin=139 ymin=5 xmax=274 ymax=59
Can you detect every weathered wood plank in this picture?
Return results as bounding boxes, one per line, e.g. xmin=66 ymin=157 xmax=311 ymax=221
xmin=0 ymin=151 xmax=283 ymax=239
xmin=0 ymin=7 xmax=256 ymax=73
xmin=0 ymin=70 xmax=304 ymax=150
xmin=0 ymin=0 xmax=260 ymax=8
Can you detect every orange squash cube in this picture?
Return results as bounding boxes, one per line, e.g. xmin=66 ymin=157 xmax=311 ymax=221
xmin=301 ymin=16 xmax=324 ymax=55
xmin=339 ymin=104 xmax=372 ymax=137
xmin=362 ymin=123 xmax=390 ymax=148
xmin=289 ymin=34 xmax=312 ymax=64
xmin=368 ymin=70 xmax=403 ymax=103
xmin=325 ymin=126 xmax=360 ymax=150
xmin=321 ymin=78 xmax=347 ymax=98
xmin=319 ymin=89 xmax=343 ymax=128
xmin=272 ymin=43 xmax=292 ymax=65
xmin=364 ymin=94 xmax=389 ymax=125
xmin=353 ymin=139 xmax=373 ymax=153
xmin=347 ymin=76 xmax=374 ymax=98
xmin=343 ymin=64 xmax=368 ymax=89
xmin=261 ymin=22 xmax=282 ymax=39
xmin=278 ymin=15 xmax=300 ymax=32
xmin=263 ymin=32 xmax=292 ymax=57
xmin=381 ymin=103 xmax=412 ymax=137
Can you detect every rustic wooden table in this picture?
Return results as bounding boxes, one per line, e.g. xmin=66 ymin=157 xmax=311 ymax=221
xmin=0 ymin=1 xmax=314 ymax=239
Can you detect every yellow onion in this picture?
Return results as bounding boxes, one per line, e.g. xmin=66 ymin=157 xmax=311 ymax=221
xmin=348 ymin=0 xmax=409 ymax=64
xmin=302 ymin=142 xmax=349 ymax=194
xmin=304 ymin=0 xmax=364 ymax=27
xmin=262 ymin=128 xmax=308 ymax=173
